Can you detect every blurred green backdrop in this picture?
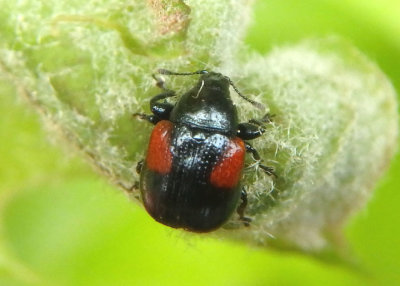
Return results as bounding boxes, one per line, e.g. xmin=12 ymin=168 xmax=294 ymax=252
xmin=1 ymin=0 xmax=399 ymax=285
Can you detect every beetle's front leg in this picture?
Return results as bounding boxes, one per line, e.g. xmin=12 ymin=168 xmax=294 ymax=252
xmin=133 ymin=73 xmax=177 ymax=124
xmin=237 ymin=122 xmax=265 ymax=140
xmin=134 ymin=90 xmax=176 ymax=125
xmin=133 ymin=113 xmax=159 ymax=125
xmin=149 ymin=90 xmax=176 ymax=120
xmin=237 ymin=113 xmax=274 ymax=140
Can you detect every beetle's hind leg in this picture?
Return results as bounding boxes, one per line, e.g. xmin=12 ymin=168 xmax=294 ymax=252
xmin=116 ymin=181 xmax=139 ymax=198
xmin=115 ymin=160 xmax=143 ymax=200
xmin=136 ymin=159 xmax=144 ymax=174
xmin=237 ymin=188 xmax=252 ymax=227
xmin=117 ymin=159 xmax=144 ymax=192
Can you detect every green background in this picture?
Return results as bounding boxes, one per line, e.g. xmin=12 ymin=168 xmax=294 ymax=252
xmin=1 ymin=0 xmax=399 ymax=285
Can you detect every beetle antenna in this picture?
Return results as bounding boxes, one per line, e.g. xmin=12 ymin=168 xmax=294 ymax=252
xmin=226 ymin=77 xmax=265 ymax=110
xmin=158 ymin=69 xmax=209 ymax=76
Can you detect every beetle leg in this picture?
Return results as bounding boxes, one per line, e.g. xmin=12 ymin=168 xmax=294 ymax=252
xmin=245 ymin=142 xmax=277 ymax=178
xmin=133 ymin=73 xmax=177 ymax=124
xmin=115 ymin=160 xmax=145 ymax=193
xmin=237 ymin=188 xmax=251 ymax=226
xmin=116 ymin=181 xmax=137 ymax=193
xmin=238 ymin=113 xmax=275 ymax=140
xmin=136 ymin=159 xmax=144 ymax=174
xmin=237 ymin=122 xmax=265 ymax=140
xmin=259 ymin=164 xmax=277 ymax=178
xmin=133 ymin=90 xmax=176 ymax=125
xmin=133 ymin=113 xmax=159 ymax=125
xmin=245 ymin=142 xmax=261 ymax=161
xmin=116 ymin=181 xmax=141 ymax=201
xmin=149 ymin=90 xmax=176 ymax=120
xmin=240 ymin=113 xmax=277 ymax=178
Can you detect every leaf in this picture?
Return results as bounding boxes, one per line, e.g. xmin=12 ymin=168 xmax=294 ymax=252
xmin=0 ymin=0 xmax=397 ymax=253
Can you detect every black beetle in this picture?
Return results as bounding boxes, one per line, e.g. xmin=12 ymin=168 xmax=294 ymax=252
xmin=135 ymin=69 xmax=274 ymax=232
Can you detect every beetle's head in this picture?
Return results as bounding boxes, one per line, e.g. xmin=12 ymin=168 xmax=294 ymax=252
xmin=196 ymin=72 xmax=230 ymax=96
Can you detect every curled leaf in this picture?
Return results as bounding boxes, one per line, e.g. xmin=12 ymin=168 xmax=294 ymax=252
xmin=0 ymin=0 xmax=397 ymax=251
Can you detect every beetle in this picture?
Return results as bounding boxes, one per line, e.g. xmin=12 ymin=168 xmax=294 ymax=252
xmin=134 ymin=69 xmax=275 ymax=232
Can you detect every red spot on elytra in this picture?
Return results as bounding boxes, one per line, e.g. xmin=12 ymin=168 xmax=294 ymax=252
xmin=210 ymin=137 xmax=245 ymax=189
xmin=146 ymin=120 xmax=173 ymax=174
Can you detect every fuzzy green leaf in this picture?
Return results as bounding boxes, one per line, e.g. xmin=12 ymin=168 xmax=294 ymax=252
xmin=0 ymin=0 xmax=397 ymax=252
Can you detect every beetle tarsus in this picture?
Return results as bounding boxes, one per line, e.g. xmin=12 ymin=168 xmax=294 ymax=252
xmin=259 ymin=164 xmax=277 ymax=178
xmin=133 ymin=113 xmax=159 ymax=125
